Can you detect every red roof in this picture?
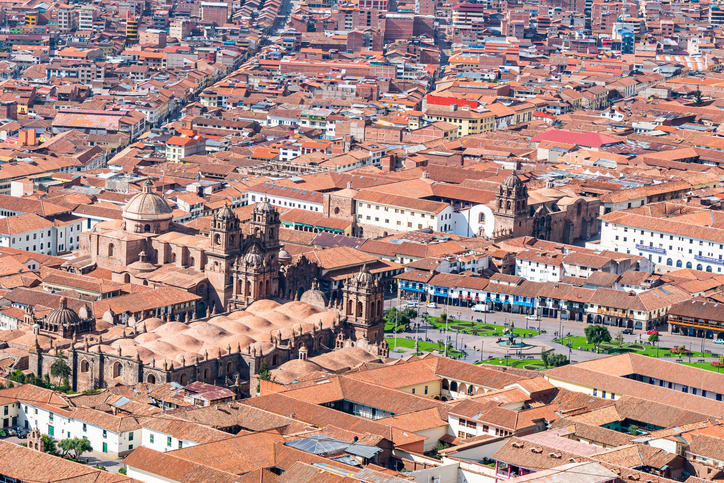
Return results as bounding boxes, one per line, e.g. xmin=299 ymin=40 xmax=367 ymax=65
xmin=425 ymin=94 xmax=479 ymax=109
xmin=530 ymin=129 xmax=621 ymax=148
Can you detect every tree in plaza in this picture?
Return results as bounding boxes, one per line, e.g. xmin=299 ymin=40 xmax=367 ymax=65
xmin=648 ymin=333 xmax=659 ymax=346
xmin=42 ymin=434 xmax=57 ymax=455
xmin=541 ymin=351 xmax=568 ymax=368
xmin=628 ymin=424 xmax=639 ymax=436
xmin=584 ymin=325 xmax=611 ymax=353
xmin=440 ymin=312 xmax=448 ymax=323
xmin=50 ymin=351 xmax=71 ymax=385
xmin=384 ymin=307 xmax=418 ymax=331
xmin=616 ymin=330 xmax=624 ymax=347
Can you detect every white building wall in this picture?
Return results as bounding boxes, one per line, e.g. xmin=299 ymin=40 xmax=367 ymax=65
xmin=247 ymin=191 xmax=323 ymax=212
xmin=142 ymin=428 xmax=197 ymax=452
xmin=355 ymin=201 xmax=455 ymax=233
xmin=600 ymin=220 xmax=724 ymax=273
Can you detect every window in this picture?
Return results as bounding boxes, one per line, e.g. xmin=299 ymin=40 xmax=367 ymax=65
xmin=682 ymin=386 xmax=689 ymax=393
xmin=150 ymin=434 xmax=154 ymax=443
xmin=593 ymin=389 xmax=597 ymax=396
xmin=83 ymin=423 xmax=87 ymax=432
xmin=412 ymin=388 xmax=415 ymax=394
xmin=425 ymin=386 xmax=428 ymax=395
xmin=103 ymin=430 xmax=107 ymax=438
xmin=129 ymin=432 xmax=134 ymax=441
xmin=49 ymin=413 xmax=53 ymax=422
xmin=3 ymin=406 xmax=6 ymax=416
xmin=167 ymin=436 xmax=172 ymax=447
xmin=602 ymin=391 xmax=606 ymax=398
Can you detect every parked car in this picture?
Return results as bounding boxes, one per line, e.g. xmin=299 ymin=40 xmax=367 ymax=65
xmin=405 ymin=301 xmax=418 ymax=307
xmin=526 ymin=315 xmax=539 ymax=321
xmin=16 ymin=429 xmax=27 ymax=439
xmin=427 ymin=302 xmax=437 ymax=308
xmin=646 ymin=330 xmax=659 ymax=335
xmin=472 ymin=304 xmax=488 ymax=313
xmin=714 ymin=338 xmax=724 ymax=345
xmin=622 ymin=328 xmax=633 ymax=334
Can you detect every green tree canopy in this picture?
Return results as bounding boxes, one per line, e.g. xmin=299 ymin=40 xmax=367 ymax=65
xmin=584 ymin=325 xmax=612 ymax=352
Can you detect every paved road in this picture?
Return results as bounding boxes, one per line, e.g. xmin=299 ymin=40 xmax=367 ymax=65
xmin=383 ymin=298 xmax=722 ymax=365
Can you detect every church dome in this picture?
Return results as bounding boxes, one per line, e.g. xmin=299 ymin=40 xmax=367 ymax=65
xmin=502 ymin=171 xmax=523 ymax=189
xmin=216 ymin=203 xmax=235 ymax=220
xmin=46 ymin=297 xmax=81 ymax=327
xmin=245 ymin=249 xmax=264 ymax=267
xmin=354 ymin=265 xmax=375 ymax=285
xmin=278 ymin=248 xmax=292 ymax=263
xmin=255 ymin=200 xmax=274 ymax=214
xmin=123 ymin=179 xmax=173 ymax=222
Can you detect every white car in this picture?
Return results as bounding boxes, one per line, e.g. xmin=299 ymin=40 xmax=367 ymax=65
xmin=427 ymin=302 xmax=438 ymax=308
xmin=405 ymin=301 xmax=418 ymax=307
xmin=526 ymin=315 xmax=539 ymax=321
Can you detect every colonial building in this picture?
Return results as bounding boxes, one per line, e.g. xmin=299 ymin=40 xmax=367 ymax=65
xmin=79 ymin=180 xmax=319 ymax=313
xmin=489 ymin=172 xmax=600 ymax=244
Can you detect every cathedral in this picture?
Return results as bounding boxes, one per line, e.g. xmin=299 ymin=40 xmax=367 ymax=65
xmin=79 ymin=179 xmax=318 ymax=315
xmin=490 ymin=171 xmax=600 ymax=244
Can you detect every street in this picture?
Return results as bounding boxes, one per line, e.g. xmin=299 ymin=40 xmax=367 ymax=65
xmin=384 ymin=297 xmax=722 ymax=365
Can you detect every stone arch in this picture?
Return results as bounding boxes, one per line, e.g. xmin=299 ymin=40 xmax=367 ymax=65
xmin=144 ymin=224 xmax=151 ymax=233
xmin=459 ymin=383 xmax=467 ymax=394
xmin=124 ymin=273 xmax=131 ymax=283
xmin=215 ymin=234 xmax=222 ymax=245
xmin=707 ymin=265 xmax=713 ymax=272
xmin=468 ymin=385 xmax=474 ymax=394
xmin=180 ymin=373 xmax=188 ymax=386
xmin=441 ymin=378 xmax=449 ymax=390
xmin=297 ymin=287 xmax=304 ymax=300
xmin=378 ymin=301 xmax=383 ymax=318
xmin=171 ymin=252 xmax=177 ymax=263
xmin=259 ymin=281 xmax=265 ymax=297
xmin=226 ymin=361 xmax=233 ymax=374
xmin=347 ymin=300 xmax=353 ymax=315
xmin=147 ymin=374 xmax=156 ymax=384
xmin=266 ymin=280 xmax=270 ymax=297
xmin=356 ymin=301 xmax=363 ymax=317
xmin=203 ymin=368 xmax=209 ymax=380
xmin=697 ymin=263 xmax=703 ymax=271
xmin=272 ymin=354 xmax=278 ymax=366
xmin=450 ymin=381 xmax=458 ymax=392
xmin=667 ymin=258 xmax=673 ymax=266
xmin=112 ymin=361 xmax=122 ymax=378
xmin=189 ymin=256 xmax=195 ymax=267
xmin=80 ymin=360 xmax=89 ymax=372
xmin=370 ymin=301 xmax=376 ymax=320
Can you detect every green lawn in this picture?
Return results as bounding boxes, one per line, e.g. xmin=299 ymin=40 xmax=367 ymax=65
xmin=385 ymin=337 xmax=463 ymax=357
xmin=385 ymin=320 xmax=407 ymax=332
xmin=476 ymin=357 xmax=547 ymax=371
xmin=429 ymin=317 xmax=540 ymax=338
xmin=678 ymin=361 xmax=724 ymax=372
xmin=554 ymin=335 xmax=715 ymax=359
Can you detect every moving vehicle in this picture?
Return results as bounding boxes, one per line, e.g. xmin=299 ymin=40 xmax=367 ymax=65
xmin=472 ymin=304 xmax=489 ymax=313
xmin=714 ymin=338 xmax=724 ymax=345
xmin=427 ymin=302 xmax=437 ymax=308
xmin=526 ymin=315 xmax=539 ymax=321
xmin=622 ymin=328 xmax=633 ymax=334
xmin=646 ymin=330 xmax=659 ymax=335
xmin=405 ymin=301 xmax=418 ymax=307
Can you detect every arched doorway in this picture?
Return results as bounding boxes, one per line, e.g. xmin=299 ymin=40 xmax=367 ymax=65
xmin=80 ymin=360 xmax=89 ymax=372
xmin=297 ymin=287 xmax=304 ymax=300
xmin=147 ymin=374 xmax=156 ymax=384
xmin=197 ymin=302 xmax=206 ymax=318
xmin=113 ymin=362 xmax=122 ymax=378
xmin=180 ymin=373 xmax=188 ymax=385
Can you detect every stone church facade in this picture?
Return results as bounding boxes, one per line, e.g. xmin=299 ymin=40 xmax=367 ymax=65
xmin=79 ymin=180 xmax=320 ymax=314
xmin=491 ymin=171 xmax=600 ymax=244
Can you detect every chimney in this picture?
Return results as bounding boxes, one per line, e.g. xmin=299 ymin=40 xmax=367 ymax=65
xmin=27 ymin=130 xmax=36 ymax=146
xmin=422 ymin=170 xmax=429 ymax=179
xmin=347 ymin=181 xmax=353 ymax=189
xmin=18 ymin=131 xmax=27 ymax=146
xmin=449 ymin=104 xmax=458 ymax=112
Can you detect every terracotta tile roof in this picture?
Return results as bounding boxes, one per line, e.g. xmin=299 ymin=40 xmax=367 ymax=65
xmin=123 ymin=446 xmax=240 ymax=483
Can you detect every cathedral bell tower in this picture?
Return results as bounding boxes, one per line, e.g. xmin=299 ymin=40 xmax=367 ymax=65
xmin=206 ymin=203 xmax=241 ymax=311
xmin=342 ymin=265 xmax=385 ymax=345
xmin=493 ymin=171 xmax=528 ymax=238
xmin=249 ymin=199 xmax=281 ymax=251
